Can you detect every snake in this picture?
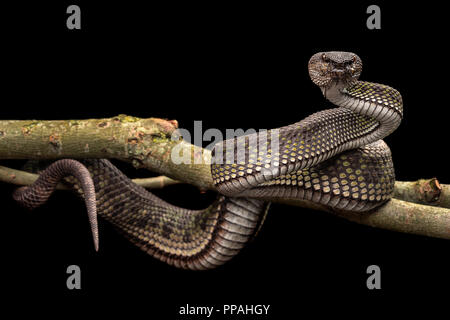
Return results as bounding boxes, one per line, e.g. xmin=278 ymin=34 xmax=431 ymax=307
xmin=13 ymin=52 xmax=402 ymax=270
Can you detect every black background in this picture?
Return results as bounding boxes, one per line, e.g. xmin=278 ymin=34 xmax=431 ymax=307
xmin=1 ymin=1 xmax=449 ymax=317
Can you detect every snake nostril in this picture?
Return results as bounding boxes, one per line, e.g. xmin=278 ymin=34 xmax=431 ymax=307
xmin=331 ymin=69 xmax=345 ymax=77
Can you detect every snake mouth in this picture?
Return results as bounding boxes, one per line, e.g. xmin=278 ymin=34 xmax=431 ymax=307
xmin=328 ymin=68 xmax=353 ymax=85
xmin=319 ymin=70 xmax=356 ymax=93
xmin=308 ymin=51 xmax=362 ymax=89
xmin=331 ymin=67 xmax=351 ymax=79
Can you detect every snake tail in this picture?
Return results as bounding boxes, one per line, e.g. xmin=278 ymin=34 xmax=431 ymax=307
xmin=13 ymin=159 xmax=99 ymax=251
xmin=14 ymin=159 xmax=269 ymax=270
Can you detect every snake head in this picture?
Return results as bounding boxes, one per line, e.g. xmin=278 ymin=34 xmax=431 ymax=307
xmin=308 ymin=51 xmax=362 ymax=89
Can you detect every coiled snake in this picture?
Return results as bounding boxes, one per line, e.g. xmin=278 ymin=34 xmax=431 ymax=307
xmin=13 ymin=52 xmax=403 ymax=270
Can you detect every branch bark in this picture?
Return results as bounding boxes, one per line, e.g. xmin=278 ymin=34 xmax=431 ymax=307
xmin=2 ymin=166 xmax=448 ymax=206
xmin=0 ymin=116 xmax=213 ymax=190
xmin=393 ymin=179 xmax=450 ymax=209
xmin=1 ymin=116 xmax=449 ymax=240
xmin=275 ymin=198 xmax=450 ymax=240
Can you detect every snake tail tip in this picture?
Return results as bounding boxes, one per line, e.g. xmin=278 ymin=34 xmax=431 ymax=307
xmin=92 ymin=233 xmax=99 ymax=252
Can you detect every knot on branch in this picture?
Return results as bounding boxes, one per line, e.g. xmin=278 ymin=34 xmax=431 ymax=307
xmin=153 ymin=118 xmax=178 ymax=136
xmin=415 ymin=178 xmax=442 ymax=204
xmin=49 ymin=134 xmax=62 ymax=153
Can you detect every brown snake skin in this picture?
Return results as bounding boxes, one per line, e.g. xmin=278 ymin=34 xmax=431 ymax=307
xmin=14 ymin=158 xmax=269 ymax=270
xmin=13 ymin=52 xmax=402 ymax=270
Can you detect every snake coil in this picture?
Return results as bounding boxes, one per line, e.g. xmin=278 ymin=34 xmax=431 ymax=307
xmin=13 ymin=52 xmax=402 ymax=270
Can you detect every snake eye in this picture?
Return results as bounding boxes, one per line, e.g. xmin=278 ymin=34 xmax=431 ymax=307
xmin=322 ymin=53 xmax=328 ymax=61
xmin=352 ymin=55 xmax=357 ymax=63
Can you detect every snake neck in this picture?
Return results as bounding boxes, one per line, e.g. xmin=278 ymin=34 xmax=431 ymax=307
xmin=212 ymin=80 xmax=402 ymax=208
xmin=322 ymin=80 xmax=403 ymax=142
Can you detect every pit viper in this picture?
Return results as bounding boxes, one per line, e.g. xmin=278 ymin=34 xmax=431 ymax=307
xmin=13 ymin=52 xmax=403 ymax=270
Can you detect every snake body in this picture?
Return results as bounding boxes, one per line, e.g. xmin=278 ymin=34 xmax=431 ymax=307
xmin=13 ymin=52 xmax=402 ymax=270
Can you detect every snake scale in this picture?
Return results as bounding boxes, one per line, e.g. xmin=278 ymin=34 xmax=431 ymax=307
xmin=13 ymin=52 xmax=402 ymax=270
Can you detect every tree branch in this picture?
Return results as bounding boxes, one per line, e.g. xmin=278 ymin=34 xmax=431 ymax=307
xmin=393 ymin=178 xmax=450 ymax=209
xmin=1 ymin=116 xmax=449 ymax=240
xmin=0 ymin=116 xmax=213 ymax=190
xmin=2 ymin=166 xmax=448 ymax=206
xmin=0 ymin=165 xmax=180 ymax=190
xmin=275 ymin=198 xmax=450 ymax=240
